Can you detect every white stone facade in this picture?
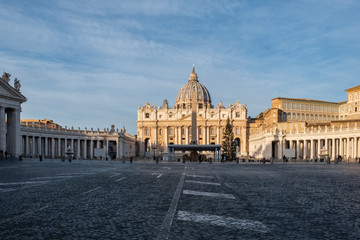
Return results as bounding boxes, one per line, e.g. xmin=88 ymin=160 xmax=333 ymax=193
xmin=20 ymin=123 xmax=136 ymax=160
xmin=249 ymin=123 xmax=360 ymax=161
xmin=137 ymin=67 xmax=248 ymax=158
xmin=0 ymin=73 xmax=27 ymax=158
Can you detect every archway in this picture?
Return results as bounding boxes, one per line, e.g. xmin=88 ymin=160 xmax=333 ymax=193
xmin=144 ymin=138 xmax=150 ymax=153
xmin=108 ymin=141 xmax=117 ymax=159
xmin=235 ymin=138 xmax=241 ymax=154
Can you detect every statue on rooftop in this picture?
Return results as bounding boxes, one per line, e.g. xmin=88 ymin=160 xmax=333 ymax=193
xmin=14 ymin=78 xmax=21 ymax=91
xmin=1 ymin=72 xmax=11 ymax=83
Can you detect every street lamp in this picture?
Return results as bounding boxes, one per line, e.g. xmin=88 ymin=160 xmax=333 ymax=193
xmin=152 ymin=142 xmax=157 ymax=161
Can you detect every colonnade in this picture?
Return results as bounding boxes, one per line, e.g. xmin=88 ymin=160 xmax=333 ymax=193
xmin=21 ymin=135 xmax=109 ymax=159
xmin=250 ymin=126 xmax=360 ymax=162
xmin=0 ymin=106 xmax=21 ymax=158
xmin=19 ymin=125 xmax=136 ymax=160
xmin=281 ymin=136 xmax=360 ymax=161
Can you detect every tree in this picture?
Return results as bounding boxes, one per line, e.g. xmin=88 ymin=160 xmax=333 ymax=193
xmin=222 ymin=118 xmax=236 ymax=161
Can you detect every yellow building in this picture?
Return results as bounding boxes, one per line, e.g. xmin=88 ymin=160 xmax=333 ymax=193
xmin=137 ymin=67 xmax=248 ymax=157
xmin=249 ymin=85 xmax=360 ymax=161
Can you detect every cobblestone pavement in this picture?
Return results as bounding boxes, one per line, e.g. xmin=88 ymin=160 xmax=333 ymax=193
xmin=0 ymin=159 xmax=359 ymax=239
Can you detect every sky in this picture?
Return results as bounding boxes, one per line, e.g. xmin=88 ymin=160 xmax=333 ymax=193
xmin=1 ymin=0 xmax=360 ymax=135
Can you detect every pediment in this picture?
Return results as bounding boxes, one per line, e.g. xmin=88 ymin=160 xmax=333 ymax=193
xmin=0 ymin=79 xmax=27 ymax=103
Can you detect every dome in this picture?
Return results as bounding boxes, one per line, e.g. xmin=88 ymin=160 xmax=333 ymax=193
xmin=175 ymin=67 xmax=212 ymax=109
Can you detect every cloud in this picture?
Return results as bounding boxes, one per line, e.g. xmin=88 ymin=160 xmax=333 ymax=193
xmin=1 ymin=0 xmax=360 ymax=134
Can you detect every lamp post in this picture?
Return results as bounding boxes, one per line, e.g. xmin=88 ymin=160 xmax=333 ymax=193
xmin=152 ymin=142 xmax=157 ymax=161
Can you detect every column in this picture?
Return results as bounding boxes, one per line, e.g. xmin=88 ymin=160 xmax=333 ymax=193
xmin=346 ymin=137 xmax=351 ymax=159
xmin=206 ymin=126 xmax=210 ymax=145
xmin=332 ymin=138 xmax=336 ymax=160
xmin=7 ymin=109 xmax=21 ymax=157
xmin=44 ymin=137 xmax=48 ymax=156
xmin=32 ymin=136 xmax=36 ymax=156
xmin=164 ymin=127 xmax=168 ymax=148
xmin=217 ymin=126 xmax=221 ymax=145
xmin=84 ymin=139 xmax=87 ymax=159
xmin=105 ymin=140 xmax=109 ymax=157
xmin=179 ymin=127 xmax=182 ymax=145
xmin=174 ymin=127 xmax=178 ymax=145
xmin=71 ymin=139 xmax=74 ymax=152
xmin=90 ymin=140 xmax=94 ymax=159
xmin=296 ymin=140 xmax=300 ymax=159
xmin=77 ymin=139 xmax=81 ymax=159
xmin=116 ymin=140 xmax=119 ymax=159
xmin=310 ymin=139 xmax=314 ymax=159
xmin=38 ymin=137 xmax=42 ymax=156
xmin=119 ymin=139 xmax=123 ymax=157
xmin=51 ymin=138 xmax=55 ymax=159
xmin=317 ymin=139 xmax=321 ymax=158
xmin=355 ymin=137 xmax=359 ymax=159
xmin=57 ymin=138 xmax=61 ymax=157
xmin=0 ymin=107 xmax=6 ymax=153
xmin=278 ymin=140 xmax=283 ymax=160
xmin=303 ymin=140 xmax=308 ymax=160
xmin=352 ymin=137 xmax=356 ymax=161
xmin=185 ymin=127 xmax=189 ymax=145
xmin=25 ymin=135 xmax=29 ymax=156
xmin=324 ymin=138 xmax=328 ymax=156
xmin=339 ymin=138 xmax=343 ymax=157
xmin=202 ymin=127 xmax=206 ymax=144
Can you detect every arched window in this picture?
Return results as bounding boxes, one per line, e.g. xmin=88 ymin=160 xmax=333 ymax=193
xmin=301 ymin=113 xmax=305 ymax=120
xmin=287 ymin=112 xmax=291 ymax=120
xmin=306 ymin=114 xmax=309 ymax=120
xmin=297 ymin=113 xmax=300 ymax=120
xmin=169 ymin=128 xmax=174 ymax=135
xmin=311 ymin=114 xmax=314 ymax=120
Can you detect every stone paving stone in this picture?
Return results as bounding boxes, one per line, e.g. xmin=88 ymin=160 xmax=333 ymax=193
xmin=0 ymin=160 xmax=359 ymax=239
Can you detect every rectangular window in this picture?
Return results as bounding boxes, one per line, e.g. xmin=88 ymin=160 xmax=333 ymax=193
xmin=236 ymin=112 xmax=240 ymax=118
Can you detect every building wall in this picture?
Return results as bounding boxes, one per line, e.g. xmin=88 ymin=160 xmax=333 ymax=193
xmin=137 ymin=100 xmax=248 ymax=157
xmin=20 ymin=121 xmax=136 ymax=159
xmin=249 ymin=85 xmax=360 ymax=161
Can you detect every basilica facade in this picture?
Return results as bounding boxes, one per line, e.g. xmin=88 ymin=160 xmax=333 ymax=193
xmin=137 ymin=67 xmax=248 ymax=158
xmin=138 ymin=67 xmax=360 ymax=162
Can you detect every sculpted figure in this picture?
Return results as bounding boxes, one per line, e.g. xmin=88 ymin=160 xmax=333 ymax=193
xmin=2 ymin=72 xmax=11 ymax=83
xmin=14 ymin=78 xmax=21 ymax=91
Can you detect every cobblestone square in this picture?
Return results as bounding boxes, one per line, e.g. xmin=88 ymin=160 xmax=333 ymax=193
xmin=0 ymin=159 xmax=359 ymax=239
